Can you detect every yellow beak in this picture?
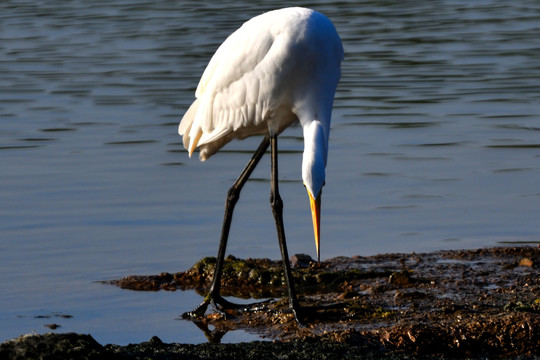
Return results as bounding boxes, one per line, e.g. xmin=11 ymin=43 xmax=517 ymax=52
xmin=308 ymin=189 xmax=321 ymax=262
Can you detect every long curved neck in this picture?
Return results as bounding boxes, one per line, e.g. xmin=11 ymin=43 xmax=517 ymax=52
xmin=302 ymin=120 xmax=327 ymax=198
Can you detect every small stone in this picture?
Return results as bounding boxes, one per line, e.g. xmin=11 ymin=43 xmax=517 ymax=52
xmin=389 ymin=270 xmax=413 ymax=286
xmin=337 ymin=290 xmax=359 ymax=299
xmin=394 ymin=290 xmax=428 ymax=300
xmin=149 ymin=336 xmax=163 ymax=345
xmin=290 ymin=254 xmax=313 ymax=268
xmin=518 ymin=258 xmax=533 ymax=267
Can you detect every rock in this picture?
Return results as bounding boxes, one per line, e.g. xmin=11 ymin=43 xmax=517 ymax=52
xmin=0 ymin=333 xmax=108 ymax=360
xmin=388 ymin=270 xmax=413 ymax=286
xmin=0 ymin=332 xmax=411 ymax=360
xmin=290 ymin=253 xmax=314 ymax=268
xmin=519 ymin=257 xmax=534 ymax=267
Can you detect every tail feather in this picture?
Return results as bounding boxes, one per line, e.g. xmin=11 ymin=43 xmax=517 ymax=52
xmin=178 ymin=98 xmax=201 ymax=155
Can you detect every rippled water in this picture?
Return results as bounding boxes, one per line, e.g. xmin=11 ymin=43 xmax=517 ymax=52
xmin=1 ymin=0 xmax=539 ymax=344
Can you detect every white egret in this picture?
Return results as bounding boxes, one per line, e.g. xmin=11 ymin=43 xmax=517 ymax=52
xmin=179 ymin=7 xmax=343 ymax=323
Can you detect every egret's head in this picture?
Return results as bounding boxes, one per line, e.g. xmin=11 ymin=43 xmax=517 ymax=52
xmin=302 ymin=121 xmax=327 ymax=262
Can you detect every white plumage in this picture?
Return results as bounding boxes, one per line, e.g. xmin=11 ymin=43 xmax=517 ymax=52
xmin=179 ymin=6 xmax=343 ymax=260
xmin=179 ymin=7 xmax=343 ymax=323
xmin=180 ymin=8 xmax=342 ymax=158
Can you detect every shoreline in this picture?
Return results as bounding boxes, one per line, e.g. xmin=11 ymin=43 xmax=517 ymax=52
xmin=2 ymin=246 xmax=538 ymax=359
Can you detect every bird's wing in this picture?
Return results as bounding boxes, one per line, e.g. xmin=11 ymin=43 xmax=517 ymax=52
xmin=179 ymin=11 xmax=296 ymax=158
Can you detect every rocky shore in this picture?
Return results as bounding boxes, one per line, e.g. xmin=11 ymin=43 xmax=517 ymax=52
xmin=1 ymin=246 xmax=538 ymax=359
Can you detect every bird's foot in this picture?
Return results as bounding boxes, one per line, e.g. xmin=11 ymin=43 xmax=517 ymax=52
xmin=291 ymin=305 xmax=307 ymax=328
xmin=182 ymin=293 xmax=274 ymax=320
xmin=182 ymin=294 xmax=348 ymax=328
xmin=181 ymin=296 xmax=212 ymax=320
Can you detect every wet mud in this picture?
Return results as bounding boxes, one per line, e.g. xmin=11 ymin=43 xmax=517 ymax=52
xmin=111 ymin=246 xmax=539 ymax=357
xmin=2 ymin=246 xmax=538 ymax=359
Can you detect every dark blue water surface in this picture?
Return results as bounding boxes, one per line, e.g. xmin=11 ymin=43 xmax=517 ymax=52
xmin=1 ymin=0 xmax=539 ymax=344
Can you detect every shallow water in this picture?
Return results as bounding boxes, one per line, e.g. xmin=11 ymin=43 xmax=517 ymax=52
xmin=1 ymin=0 xmax=539 ymax=345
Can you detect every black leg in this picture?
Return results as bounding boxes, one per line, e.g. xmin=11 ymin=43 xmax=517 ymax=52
xmin=183 ymin=136 xmax=270 ymax=318
xmin=269 ymin=135 xmax=304 ymax=325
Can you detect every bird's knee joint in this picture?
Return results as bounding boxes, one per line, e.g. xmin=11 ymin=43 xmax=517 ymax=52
xmin=270 ymin=192 xmax=283 ymax=210
xmin=226 ymin=187 xmax=240 ymax=204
